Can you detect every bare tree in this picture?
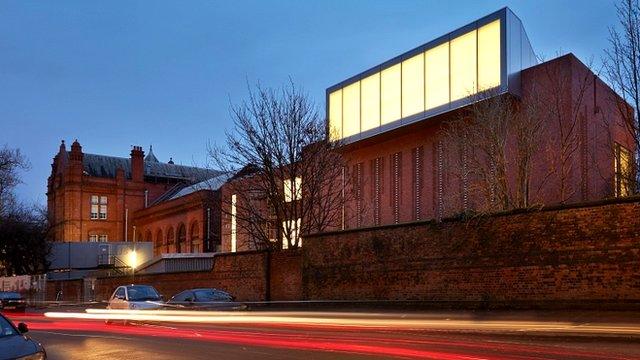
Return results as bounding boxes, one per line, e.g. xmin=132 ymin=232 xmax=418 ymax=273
xmin=536 ymin=55 xmax=595 ymax=203
xmin=209 ymin=81 xmax=351 ymax=250
xmin=604 ymin=0 xmax=640 ymax=192
xmin=0 ymin=145 xmax=29 ymax=217
xmin=441 ymin=90 xmax=546 ymax=214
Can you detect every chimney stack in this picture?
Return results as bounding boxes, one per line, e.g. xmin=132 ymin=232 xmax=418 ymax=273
xmin=130 ymin=145 xmax=144 ymax=182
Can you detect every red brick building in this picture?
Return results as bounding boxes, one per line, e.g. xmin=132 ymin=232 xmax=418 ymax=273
xmin=218 ymin=8 xmax=635 ymax=249
xmin=47 ymin=140 xmax=221 ymax=249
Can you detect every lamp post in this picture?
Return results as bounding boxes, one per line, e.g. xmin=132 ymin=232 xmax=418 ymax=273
xmin=127 ymin=250 xmax=138 ymax=284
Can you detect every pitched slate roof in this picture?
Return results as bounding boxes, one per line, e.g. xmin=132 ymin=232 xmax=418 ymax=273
xmin=78 ymin=152 xmax=219 ymax=182
xmin=148 ymin=172 xmax=233 ymax=206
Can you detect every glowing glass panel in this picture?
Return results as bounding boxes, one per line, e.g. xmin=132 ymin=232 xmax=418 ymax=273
xmin=380 ymin=64 xmax=401 ymax=125
xmin=402 ymin=53 xmax=425 ymax=117
xmin=450 ymin=30 xmax=477 ymax=101
xmin=424 ymin=42 xmax=450 ymax=110
xmin=342 ymin=81 xmax=361 ymax=138
xmin=478 ymin=20 xmax=501 ymax=91
xmin=328 ymin=90 xmax=342 ymax=141
xmin=361 ymin=72 xmax=380 ymax=132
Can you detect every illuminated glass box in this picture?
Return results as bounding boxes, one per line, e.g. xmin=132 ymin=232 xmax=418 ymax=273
xmin=327 ymin=7 xmax=536 ymax=143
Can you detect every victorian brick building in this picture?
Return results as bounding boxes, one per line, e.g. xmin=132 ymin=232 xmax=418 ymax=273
xmin=47 ymin=140 xmax=223 ymax=253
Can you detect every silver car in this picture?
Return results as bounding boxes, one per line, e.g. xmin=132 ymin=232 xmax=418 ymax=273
xmin=107 ymin=285 xmax=164 ymax=311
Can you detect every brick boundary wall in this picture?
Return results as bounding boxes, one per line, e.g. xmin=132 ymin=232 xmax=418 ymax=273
xmin=302 ymin=197 xmax=640 ymax=309
xmin=91 ymin=249 xmax=302 ymax=302
xmin=45 ymin=279 xmax=83 ymax=303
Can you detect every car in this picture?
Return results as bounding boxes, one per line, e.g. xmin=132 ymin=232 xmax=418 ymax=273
xmin=167 ymin=288 xmax=245 ymax=310
xmin=107 ymin=285 xmax=165 ymax=311
xmin=0 ymin=292 xmax=27 ymax=313
xmin=0 ymin=312 xmax=46 ymax=360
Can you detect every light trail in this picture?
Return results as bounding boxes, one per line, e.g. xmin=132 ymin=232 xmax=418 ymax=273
xmin=41 ymin=309 xmax=640 ymax=336
xmin=13 ymin=313 xmax=635 ymax=360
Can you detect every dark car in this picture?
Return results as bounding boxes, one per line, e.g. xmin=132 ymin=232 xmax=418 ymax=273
xmin=167 ymin=288 xmax=244 ymax=310
xmin=0 ymin=312 xmax=46 ymax=360
xmin=0 ymin=292 xmax=26 ymax=313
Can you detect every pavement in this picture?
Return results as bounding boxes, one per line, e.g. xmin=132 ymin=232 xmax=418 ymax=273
xmin=5 ymin=308 xmax=640 ymax=359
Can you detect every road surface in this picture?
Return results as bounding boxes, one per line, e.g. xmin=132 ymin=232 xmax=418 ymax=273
xmin=6 ymin=310 xmax=640 ymax=360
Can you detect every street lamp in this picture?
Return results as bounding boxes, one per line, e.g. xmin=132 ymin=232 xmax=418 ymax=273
xmin=126 ymin=249 xmax=138 ymax=283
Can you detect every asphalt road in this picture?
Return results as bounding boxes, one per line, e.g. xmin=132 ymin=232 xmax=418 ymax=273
xmin=7 ymin=311 xmax=640 ymax=360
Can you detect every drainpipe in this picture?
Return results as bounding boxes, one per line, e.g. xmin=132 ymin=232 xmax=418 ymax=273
xmin=124 ymin=208 xmax=128 ymax=242
xmin=206 ymin=207 xmax=211 ymax=252
xmin=144 ymin=190 xmax=148 ymax=208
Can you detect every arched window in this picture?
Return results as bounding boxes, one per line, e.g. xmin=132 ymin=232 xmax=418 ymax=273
xmin=177 ymin=223 xmax=187 ymax=253
xmin=144 ymin=230 xmax=152 ymax=242
xmin=155 ymin=229 xmax=163 ymax=256
xmin=166 ymin=227 xmax=175 ymax=253
xmin=190 ymin=221 xmax=201 ymax=253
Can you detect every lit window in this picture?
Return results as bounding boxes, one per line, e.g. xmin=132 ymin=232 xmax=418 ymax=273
xmin=478 ymin=20 xmax=501 ymax=91
xmin=402 ymin=53 xmax=425 ymax=117
xmin=99 ymin=196 xmax=107 ymax=219
xmin=231 ymin=194 xmax=237 ymax=252
xmin=89 ymin=234 xmax=107 ymax=242
xmin=329 ymin=90 xmax=343 ymax=141
xmin=380 ymin=63 xmax=401 ymax=125
xmin=615 ymin=143 xmax=633 ymax=197
xmin=282 ymin=218 xmax=301 ymax=249
xmin=284 ymin=177 xmax=302 ymax=202
xmin=361 ymin=72 xmax=380 ymax=132
xmin=90 ymin=196 xmax=99 ymax=219
xmin=450 ymin=29 xmax=477 ymax=101
xmin=424 ymin=42 xmax=450 ymax=110
xmin=342 ymin=82 xmax=361 ymax=138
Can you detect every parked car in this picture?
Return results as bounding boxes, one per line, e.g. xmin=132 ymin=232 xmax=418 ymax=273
xmin=167 ymin=288 xmax=245 ymax=310
xmin=0 ymin=292 xmax=27 ymax=313
xmin=107 ymin=285 xmax=165 ymax=311
xmin=0 ymin=312 xmax=46 ymax=360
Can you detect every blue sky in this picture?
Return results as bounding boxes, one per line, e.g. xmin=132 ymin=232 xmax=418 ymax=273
xmin=0 ymin=0 xmax=621 ymax=205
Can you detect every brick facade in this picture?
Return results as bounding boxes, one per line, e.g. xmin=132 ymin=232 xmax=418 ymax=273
xmin=47 ymin=141 xmax=218 ymax=248
xmin=332 ymin=54 xmax=635 ymax=231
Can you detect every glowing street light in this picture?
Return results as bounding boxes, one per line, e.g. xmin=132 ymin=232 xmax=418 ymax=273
xmin=126 ymin=250 xmax=138 ymax=270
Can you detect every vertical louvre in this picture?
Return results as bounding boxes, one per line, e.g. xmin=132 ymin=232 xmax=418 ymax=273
xmin=412 ymin=146 xmax=423 ymax=220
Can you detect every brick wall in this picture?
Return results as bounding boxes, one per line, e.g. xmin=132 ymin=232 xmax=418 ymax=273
xmin=269 ymin=249 xmax=302 ymax=301
xmin=302 ymin=198 xmax=640 ymax=308
xmin=94 ymin=251 xmax=286 ymax=302
xmin=46 ymin=279 xmax=83 ymax=302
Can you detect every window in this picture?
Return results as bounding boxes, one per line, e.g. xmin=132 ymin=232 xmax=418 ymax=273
xmin=113 ymin=287 xmax=125 ymax=300
xmin=425 ymin=42 xmax=450 ymax=110
xmin=284 ymin=177 xmax=302 ymax=202
xmin=327 ymin=18 xmax=503 ymax=142
xmin=282 ymin=218 xmax=301 ymax=249
xmin=478 ymin=19 xmax=501 ymax=91
xmin=342 ymin=81 xmax=360 ymax=138
xmin=450 ymin=29 xmax=477 ymax=101
xmin=380 ymin=64 xmax=401 ymax=125
xmin=89 ymin=234 xmax=107 ymax=242
xmin=90 ymin=196 xmax=99 ymax=219
xmin=329 ymin=90 xmax=343 ymax=141
xmin=171 ymin=291 xmax=195 ymax=303
xmin=90 ymin=195 xmax=107 ymax=220
xmin=615 ymin=143 xmax=634 ymax=197
xmin=361 ymin=72 xmax=380 ymax=132
xmin=402 ymin=53 xmax=425 ymax=117
xmin=177 ymin=223 xmax=187 ymax=253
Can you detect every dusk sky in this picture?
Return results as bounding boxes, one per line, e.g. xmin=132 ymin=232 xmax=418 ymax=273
xmin=0 ymin=0 xmax=621 ymax=205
